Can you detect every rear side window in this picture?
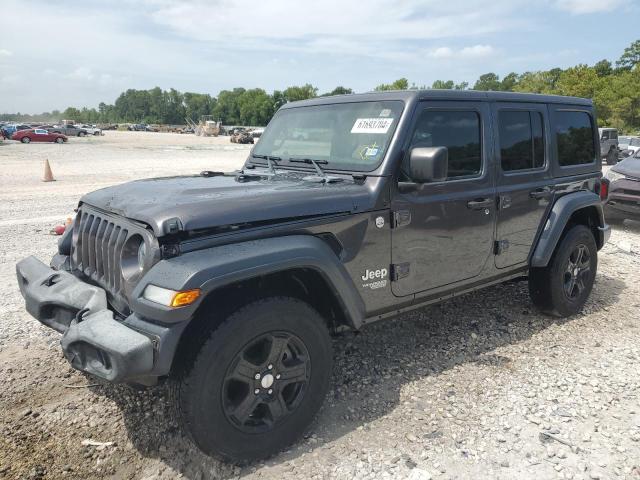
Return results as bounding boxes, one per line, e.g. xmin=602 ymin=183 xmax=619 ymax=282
xmin=555 ymin=111 xmax=596 ymax=166
xmin=408 ymin=110 xmax=482 ymax=179
xmin=498 ymin=111 xmax=545 ymax=171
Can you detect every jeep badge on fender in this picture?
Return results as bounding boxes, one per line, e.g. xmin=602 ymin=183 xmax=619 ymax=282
xmin=15 ymin=90 xmax=610 ymax=462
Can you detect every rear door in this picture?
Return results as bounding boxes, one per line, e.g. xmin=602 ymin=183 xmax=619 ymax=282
xmin=391 ymin=101 xmax=496 ymax=297
xmin=492 ymin=103 xmax=553 ymax=268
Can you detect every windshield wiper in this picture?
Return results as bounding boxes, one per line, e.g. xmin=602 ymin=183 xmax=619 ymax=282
xmin=288 ymin=157 xmax=344 ymax=184
xmin=288 ymin=157 xmax=328 ymax=177
xmin=249 ymin=154 xmax=282 ymax=175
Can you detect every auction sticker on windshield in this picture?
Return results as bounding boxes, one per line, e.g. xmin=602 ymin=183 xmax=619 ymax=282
xmin=351 ymin=118 xmax=394 ymax=134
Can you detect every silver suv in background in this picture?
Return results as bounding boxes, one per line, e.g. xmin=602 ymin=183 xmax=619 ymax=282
xmin=619 ymin=136 xmax=640 ymax=158
xmin=599 ymin=128 xmax=619 ymax=165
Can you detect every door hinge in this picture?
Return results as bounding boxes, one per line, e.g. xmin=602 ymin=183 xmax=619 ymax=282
xmin=499 ymin=195 xmax=512 ymax=210
xmin=393 ymin=210 xmax=411 ymax=228
xmin=494 ymin=240 xmax=510 ymax=255
xmin=391 ymin=263 xmax=410 ymax=281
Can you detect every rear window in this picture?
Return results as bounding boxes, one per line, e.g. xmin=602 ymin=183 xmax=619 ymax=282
xmin=498 ymin=111 xmax=545 ymax=171
xmin=555 ymin=111 xmax=596 ymax=166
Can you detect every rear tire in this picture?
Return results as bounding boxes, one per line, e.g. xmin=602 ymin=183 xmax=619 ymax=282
xmin=606 ymin=148 xmax=618 ymax=165
xmin=529 ymin=225 xmax=597 ymax=317
xmin=21 ymin=137 xmax=30 ymax=143
xmin=176 ymin=297 xmax=332 ymax=463
xmin=78 ymin=131 xmax=86 ymax=137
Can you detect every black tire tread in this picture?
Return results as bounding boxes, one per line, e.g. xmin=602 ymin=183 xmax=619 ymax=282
xmin=529 ymin=224 xmax=597 ymax=317
xmin=174 ymin=296 xmax=332 ymax=463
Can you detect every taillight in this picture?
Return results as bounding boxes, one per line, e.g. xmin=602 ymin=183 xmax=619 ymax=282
xmin=598 ymin=178 xmax=609 ymax=201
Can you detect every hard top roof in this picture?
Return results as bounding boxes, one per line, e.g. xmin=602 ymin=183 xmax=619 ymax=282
xmin=281 ymin=89 xmax=593 ymax=109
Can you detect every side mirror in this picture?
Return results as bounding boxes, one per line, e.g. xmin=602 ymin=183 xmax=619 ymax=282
xmin=408 ymin=147 xmax=448 ymax=183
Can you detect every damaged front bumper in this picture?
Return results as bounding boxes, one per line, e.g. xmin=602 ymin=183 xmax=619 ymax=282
xmin=16 ymin=256 xmax=156 ymax=383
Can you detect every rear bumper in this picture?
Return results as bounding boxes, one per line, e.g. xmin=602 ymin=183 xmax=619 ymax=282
xmin=16 ymin=256 xmax=156 ymax=383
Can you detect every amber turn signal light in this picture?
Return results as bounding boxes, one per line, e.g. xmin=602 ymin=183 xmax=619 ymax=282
xmin=170 ymin=288 xmax=201 ymax=307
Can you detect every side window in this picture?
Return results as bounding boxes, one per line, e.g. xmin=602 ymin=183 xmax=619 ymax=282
xmin=405 ymin=110 xmax=482 ymax=180
xmin=610 ymin=130 xmax=618 ymax=140
xmin=555 ymin=111 xmax=596 ymax=166
xmin=498 ymin=111 xmax=545 ymax=171
xmin=601 ymin=130 xmax=610 ymax=140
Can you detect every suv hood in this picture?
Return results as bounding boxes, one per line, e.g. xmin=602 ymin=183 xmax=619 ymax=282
xmin=612 ymin=158 xmax=640 ymax=179
xmin=80 ymin=173 xmax=373 ymax=236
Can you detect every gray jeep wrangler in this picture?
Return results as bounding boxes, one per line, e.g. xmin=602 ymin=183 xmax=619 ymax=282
xmin=16 ymin=90 xmax=610 ymax=462
xmin=599 ymin=127 xmax=619 ymax=165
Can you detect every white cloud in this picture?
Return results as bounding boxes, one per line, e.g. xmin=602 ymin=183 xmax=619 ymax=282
xmin=67 ymin=67 xmax=95 ymax=81
xmin=428 ymin=45 xmax=495 ymax=59
xmin=430 ymin=47 xmax=454 ymax=59
xmin=554 ymin=0 xmax=630 ymax=14
xmin=148 ymin=0 xmax=528 ymax=48
xmin=460 ymin=45 xmax=495 ymax=58
xmin=0 ymin=49 xmax=12 ymax=57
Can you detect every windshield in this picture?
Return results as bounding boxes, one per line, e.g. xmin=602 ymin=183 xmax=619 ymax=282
xmin=252 ymin=101 xmax=404 ymax=172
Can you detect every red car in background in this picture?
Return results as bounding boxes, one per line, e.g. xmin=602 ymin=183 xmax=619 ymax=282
xmin=12 ymin=128 xmax=68 ymax=144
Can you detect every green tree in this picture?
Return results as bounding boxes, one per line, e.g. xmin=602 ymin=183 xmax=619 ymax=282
xmin=374 ymin=78 xmax=409 ymax=91
xmin=501 ymin=72 xmax=519 ymax=91
xmin=282 ymin=84 xmax=318 ymax=102
xmin=473 ymin=73 xmax=502 ymax=91
xmin=321 ymin=86 xmax=353 ymax=96
xmin=594 ymin=59 xmax=613 ymax=77
xmin=431 ymin=80 xmax=455 ymax=89
xmin=617 ymin=40 xmax=640 ymax=70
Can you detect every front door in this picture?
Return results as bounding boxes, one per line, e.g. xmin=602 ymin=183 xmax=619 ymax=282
xmin=391 ymin=101 xmax=496 ymax=297
xmin=492 ymin=103 xmax=553 ymax=269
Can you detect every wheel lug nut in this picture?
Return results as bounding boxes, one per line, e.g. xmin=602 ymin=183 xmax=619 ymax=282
xmin=254 ymin=389 xmax=260 ymax=395
xmin=276 ymin=374 xmax=281 ymax=380
xmin=268 ymin=364 xmax=273 ymax=370
xmin=254 ymin=373 xmax=261 ymax=380
xmin=268 ymin=389 xmax=273 ymax=394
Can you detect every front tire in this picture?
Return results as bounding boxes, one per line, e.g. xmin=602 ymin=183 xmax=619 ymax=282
xmin=176 ymin=297 xmax=332 ymax=463
xmin=21 ymin=136 xmax=30 ymax=143
xmin=55 ymin=137 xmax=64 ymax=144
xmin=529 ymin=225 xmax=597 ymax=317
xmin=78 ymin=131 xmax=86 ymax=137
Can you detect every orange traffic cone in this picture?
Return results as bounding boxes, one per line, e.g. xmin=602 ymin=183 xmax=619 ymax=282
xmin=43 ymin=159 xmax=55 ymax=182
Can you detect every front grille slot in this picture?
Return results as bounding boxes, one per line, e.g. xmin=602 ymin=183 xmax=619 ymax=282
xmin=72 ymin=207 xmax=136 ymax=309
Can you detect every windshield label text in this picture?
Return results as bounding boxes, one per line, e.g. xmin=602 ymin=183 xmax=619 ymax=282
xmin=351 ymin=118 xmax=394 ymax=134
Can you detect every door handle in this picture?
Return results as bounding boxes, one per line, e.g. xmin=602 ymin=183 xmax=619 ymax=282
xmin=529 ymin=187 xmax=553 ymax=200
xmin=467 ymin=198 xmax=494 ymax=210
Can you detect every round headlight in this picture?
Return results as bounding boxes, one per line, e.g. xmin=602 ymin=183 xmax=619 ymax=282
xmin=137 ymin=242 xmax=147 ymax=270
xmin=121 ymin=234 xmax=146 ymax=281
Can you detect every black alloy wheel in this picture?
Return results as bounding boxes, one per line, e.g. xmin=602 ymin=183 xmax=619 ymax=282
xmin=563 ymin=243 xmax=591 ymax=300
xmin=222 ymin=331 xmax=310 ymax=433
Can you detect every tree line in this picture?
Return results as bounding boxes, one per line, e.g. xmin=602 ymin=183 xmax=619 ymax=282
xmin=3 ymin=40 xmax=638 ymax=132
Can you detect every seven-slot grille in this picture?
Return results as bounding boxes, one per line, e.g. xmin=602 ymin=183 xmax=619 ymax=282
xmin=71 ymin=207 xmax=133 ymax=301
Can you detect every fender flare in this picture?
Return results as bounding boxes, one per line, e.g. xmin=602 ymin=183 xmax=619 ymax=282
xmin=530 ymin=191 xmax=606 ymax=268
xmin=130 ymin=235 xmax=366 ymax=329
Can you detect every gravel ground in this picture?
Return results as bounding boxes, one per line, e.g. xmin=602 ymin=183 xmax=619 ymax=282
xmin=1 ymin=132 xmax=639 ymax=480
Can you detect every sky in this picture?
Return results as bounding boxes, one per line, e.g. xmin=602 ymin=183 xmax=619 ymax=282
xmin=0 ymin=0 xmax=638 ymax=113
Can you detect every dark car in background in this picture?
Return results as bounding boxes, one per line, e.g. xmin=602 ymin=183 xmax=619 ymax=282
xmin=605 ymin=152 xmax=640 ymax=221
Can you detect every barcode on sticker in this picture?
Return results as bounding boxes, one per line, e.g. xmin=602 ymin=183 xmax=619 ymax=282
xmin=351 ymin=118 xmax=394 ymax=134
